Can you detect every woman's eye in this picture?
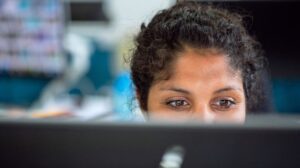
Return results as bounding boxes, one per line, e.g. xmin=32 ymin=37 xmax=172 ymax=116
xmin=212 ymin=99 xmax=236 ymax=111
xmin=166 ymin=99 xmax=190 ymax=109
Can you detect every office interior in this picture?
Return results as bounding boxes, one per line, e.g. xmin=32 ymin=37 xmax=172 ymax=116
xmin=0 ymin=0 xmax=300 ymax=121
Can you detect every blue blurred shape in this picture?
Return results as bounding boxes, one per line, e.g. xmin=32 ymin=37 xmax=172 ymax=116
xmin=0 ymin=77 xmax=49 ymax=107
xmin=112 ymin=72 xmax=134 ymax=120
xmin=273 ymin=79 xmax=300 ymax=113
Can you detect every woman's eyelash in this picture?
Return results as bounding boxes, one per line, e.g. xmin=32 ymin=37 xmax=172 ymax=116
xmin=218 ymin=99 xmax=236 ymax=106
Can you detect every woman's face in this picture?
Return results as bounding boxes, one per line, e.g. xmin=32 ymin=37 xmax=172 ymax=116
xmin=146 ymin=47 xmax=246 ymax=123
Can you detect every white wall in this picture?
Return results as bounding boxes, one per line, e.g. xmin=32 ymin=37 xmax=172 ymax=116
xmin=66 ymin=0 xmax=175 ymax=45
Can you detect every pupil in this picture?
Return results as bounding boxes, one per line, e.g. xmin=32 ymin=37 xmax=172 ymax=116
xmin=220 ymin=100 xmax=229 ymax=106
xmin=176 ymin=100 xmax=184 ymax=106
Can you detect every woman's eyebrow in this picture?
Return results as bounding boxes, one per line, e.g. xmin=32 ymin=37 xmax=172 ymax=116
xmin=213 ymin=87 xmax=243 ymax=94
xmin=160 ymin=87 xmax=191 ymax=94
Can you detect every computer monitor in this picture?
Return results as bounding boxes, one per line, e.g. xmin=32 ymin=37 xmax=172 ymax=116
xmin=0 ymin=116 xmax=299 ymax=168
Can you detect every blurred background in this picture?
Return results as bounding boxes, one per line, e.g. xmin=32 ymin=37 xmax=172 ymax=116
xmin=0 ymin=0 xmax=299 ymax=121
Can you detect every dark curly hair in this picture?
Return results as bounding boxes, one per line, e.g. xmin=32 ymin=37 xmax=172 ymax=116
xmin=130 ymin=1 xmax=267 ymax=112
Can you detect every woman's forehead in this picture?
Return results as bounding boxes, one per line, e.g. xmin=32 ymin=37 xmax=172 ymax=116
xmin=153 ymin=48 xmax=243 ymax=90
xmin=174 ymin=48 xmax=239 ymax=77
xmin=152 ymin=48 xmax=243 ymax=92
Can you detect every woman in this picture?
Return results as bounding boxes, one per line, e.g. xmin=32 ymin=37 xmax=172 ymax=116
xmin=130 ymin=1 xmax=268 ymax=122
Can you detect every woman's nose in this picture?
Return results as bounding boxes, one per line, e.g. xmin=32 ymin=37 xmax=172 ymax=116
xmin=192 ymin=105 xmax=215 ymax=123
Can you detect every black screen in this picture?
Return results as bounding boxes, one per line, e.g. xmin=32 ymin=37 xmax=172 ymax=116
xmin=209 ymin=1 xmax=300 ymax=78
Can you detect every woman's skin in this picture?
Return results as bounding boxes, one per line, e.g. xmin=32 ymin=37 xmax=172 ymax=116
xmin=146 ymin=47 xmax=246 ymax=123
